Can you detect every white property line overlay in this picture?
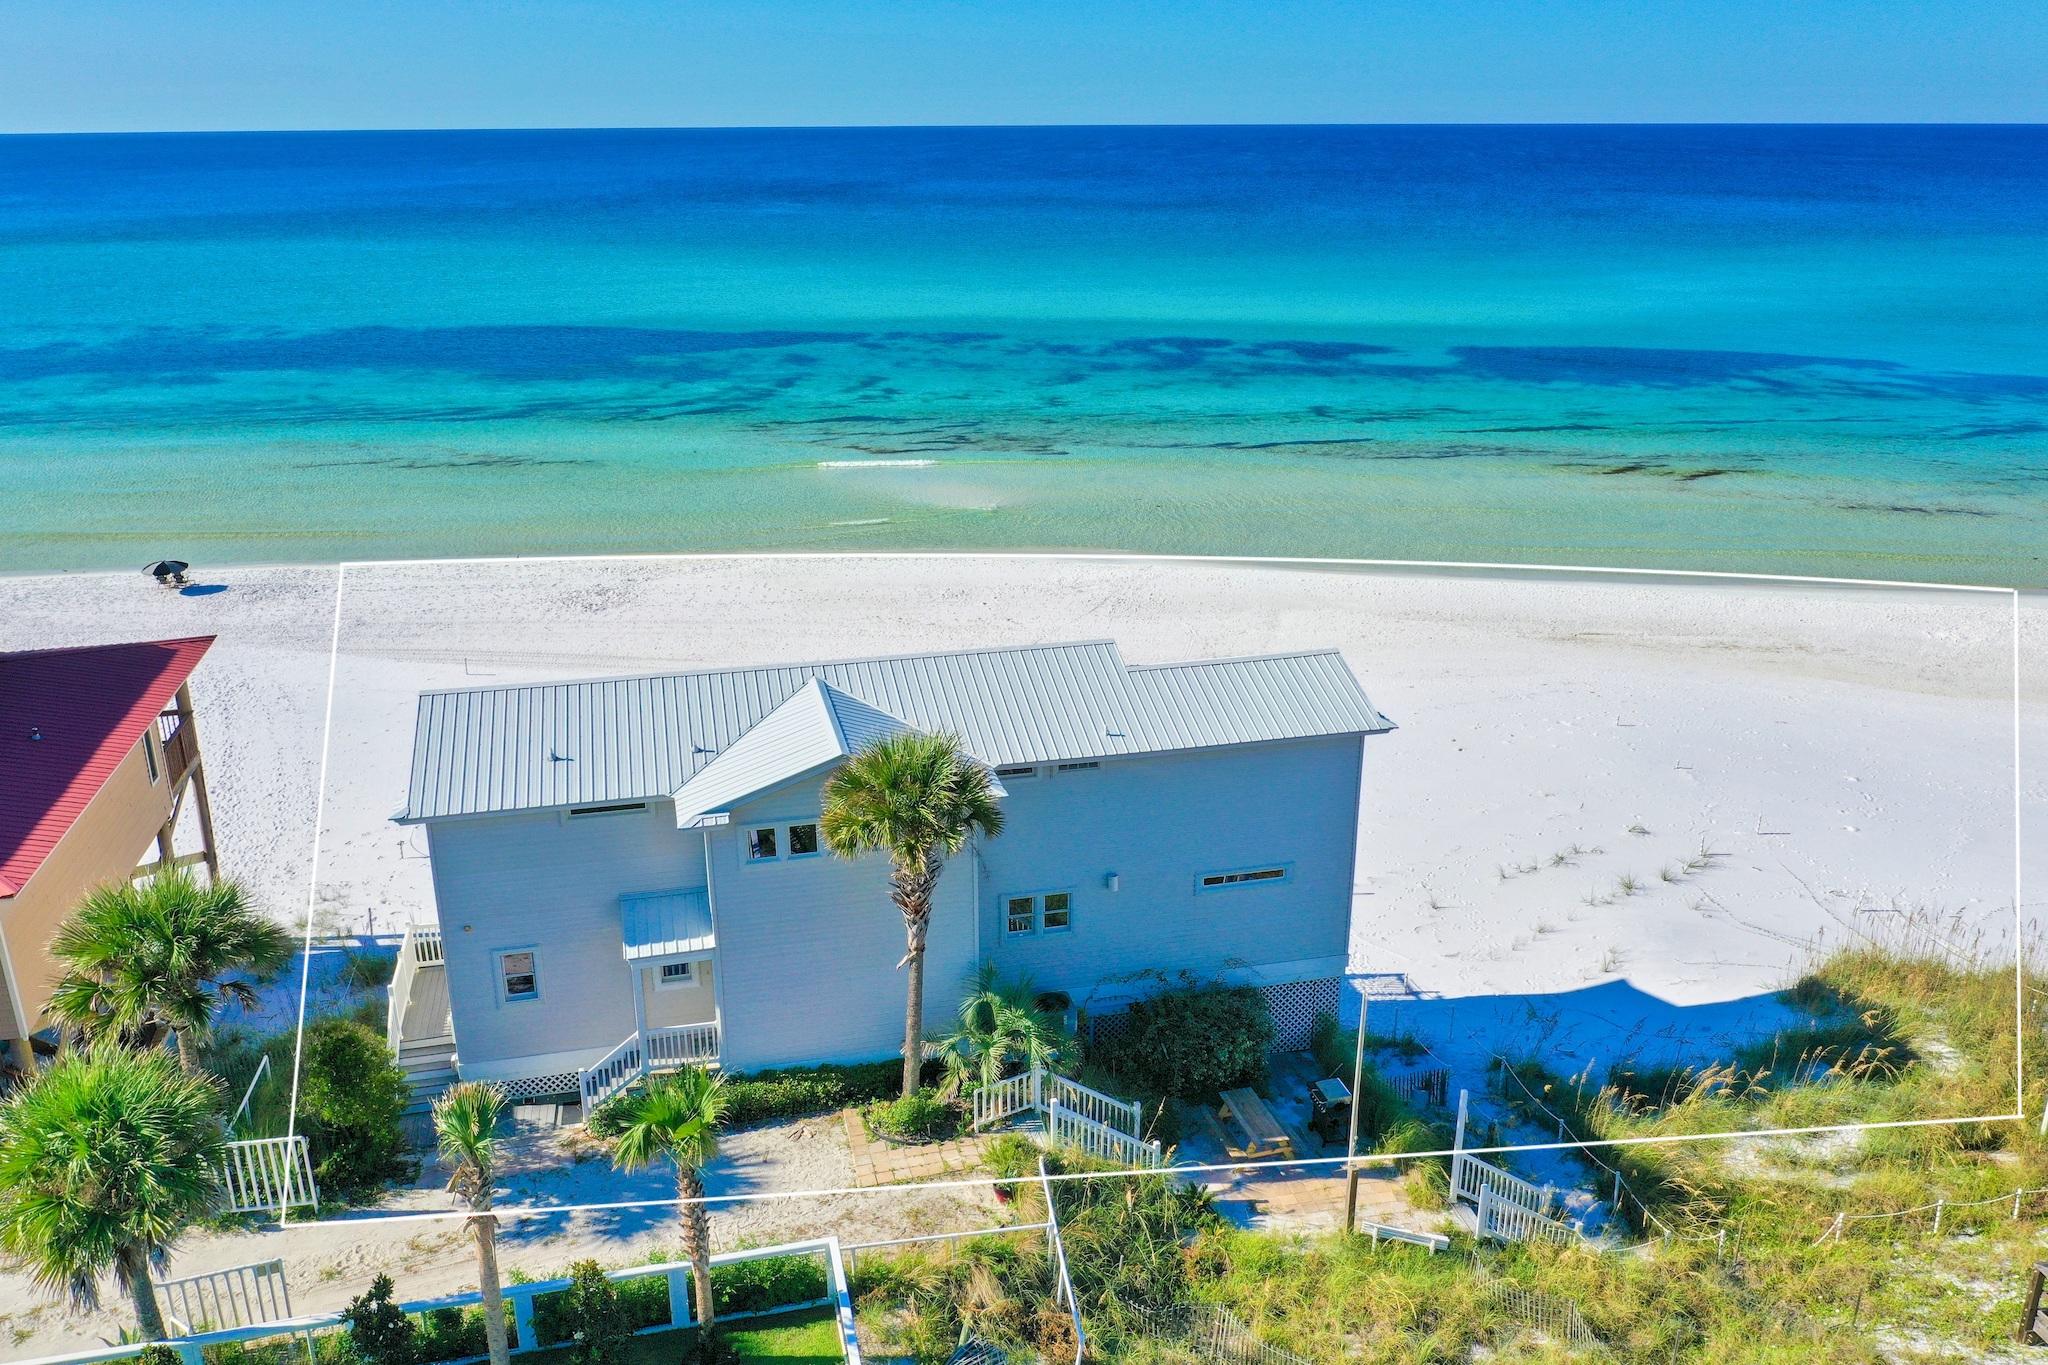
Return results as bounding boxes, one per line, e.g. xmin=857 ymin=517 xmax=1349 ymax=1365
xmin=268 ymin=551 xmax=2023 ymax=1233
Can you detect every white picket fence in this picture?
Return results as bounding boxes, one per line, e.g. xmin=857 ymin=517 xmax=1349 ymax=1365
xmin=216 ymin=1136 xmax=319 ymax=1216
xmin=970 ymin=1066 xmax=1142 ymax=1138
xmin=154 ymin=1259 xmax=295 ymax=1335
xmin=1046 ymin=1099 xmax=1165 ymax=1169
xmin=1476 ymin=1185 xmax=1586 ymax=1248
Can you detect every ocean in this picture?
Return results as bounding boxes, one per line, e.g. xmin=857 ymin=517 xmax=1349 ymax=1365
xmin=1 ymin=124 xmax=2042 ymax=581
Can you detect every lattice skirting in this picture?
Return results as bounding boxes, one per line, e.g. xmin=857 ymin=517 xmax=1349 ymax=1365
xmin=492 ymin=1070 xmax=583 ymax=1103
xmin=1084 ymin=976 xmax=1338 ymax=1053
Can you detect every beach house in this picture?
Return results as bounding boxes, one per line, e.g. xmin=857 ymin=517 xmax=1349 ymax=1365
xmin=387 ymin=641 xmax=1393 ymax=1107
xmin=0 ymin=636 xmax=221 ymax=1074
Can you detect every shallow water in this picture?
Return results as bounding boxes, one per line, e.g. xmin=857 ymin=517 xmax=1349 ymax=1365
xmin=2 ymin=125 xmax=2043 ymax=580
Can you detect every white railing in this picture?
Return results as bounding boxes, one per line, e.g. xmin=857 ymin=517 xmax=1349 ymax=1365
xmin=216 ymin=1137 xmax=319 ymax=1216
xmin=385 ymin=922 xmax=444 ymax=1052
xmin=228 ymin=1054 xmax=271 ymax=1134
xmin=1039 ymin=1155 xmax=1087 ymax=1365
xmin=971 ymin=1066 xmax=1142 ymax=1138
xmin=153 ymin=1259 xmax=293 ymax=1335
xmin=971 ymin=1068 xmax=1042 ymax=1128
xmin=1454 ymin=1153 xmax=1555 ymax=1219
xmin=578 ymin=1022 xmax=722 ymax=1112
xmin=14 ymin=1237 xmax=861 ymax=1365
xmin=1477 ymin=1185 xmax=1585 ymax=1248
xmin=1045 ymin=1099 xmax=1164 ymax=1170
xmin=1045 ymin=1071 xmax=1143 ymax=1136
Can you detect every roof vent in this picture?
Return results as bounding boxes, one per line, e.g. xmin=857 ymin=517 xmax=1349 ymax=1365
xmin=29 ymin=726 xmax=42 ymax=742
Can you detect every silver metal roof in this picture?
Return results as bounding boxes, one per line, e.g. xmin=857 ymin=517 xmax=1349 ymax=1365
xmin=397 ymin=640 xmax=1392 ymax=823
xmin=620 ymin=887 xmax=715 ymax=961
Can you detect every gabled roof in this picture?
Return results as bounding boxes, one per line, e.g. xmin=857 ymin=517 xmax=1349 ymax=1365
xmin=0 ymin=636 xmax=214 ymax=897
xmin=397 ymin=640 xmax=1393 ymax=823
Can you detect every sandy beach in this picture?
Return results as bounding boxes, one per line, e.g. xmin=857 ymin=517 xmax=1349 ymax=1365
xmin=0 ymin=554 xmax=2037 ymax=1352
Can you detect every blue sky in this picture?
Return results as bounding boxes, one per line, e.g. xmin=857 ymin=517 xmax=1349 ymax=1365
xmin=3 ymin=0 xmax=2043 ymax=133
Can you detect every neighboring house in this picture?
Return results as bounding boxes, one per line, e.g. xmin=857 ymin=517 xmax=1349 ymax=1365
xmin=387 ymin=640 xmax=1394 ymax=1107
xmin=0 ymin=636 xmax=220 ymax=1073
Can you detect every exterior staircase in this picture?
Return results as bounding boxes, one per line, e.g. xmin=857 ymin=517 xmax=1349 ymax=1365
xmin=398 ymin=1038 xmax=460 ymax=1127
xmin=387 ymin=923 xmax=457 ymax=1142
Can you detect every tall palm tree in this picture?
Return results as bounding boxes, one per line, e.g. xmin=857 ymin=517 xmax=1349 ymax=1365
xmin=434 ymin=1082 xmax=510 ymax=1365
xmin=821 ymin=732 xmax=1004 ymax=1097
xmin=46 ymin=872 xmax=293 ymax=1072
xmin=608 ymin=1068 xmax=727 ymax=1332
xmin=935 ymin=962 xmax=1069 ymax=1097
xmin=0 ymin=1045 xmax=225 ymax=1341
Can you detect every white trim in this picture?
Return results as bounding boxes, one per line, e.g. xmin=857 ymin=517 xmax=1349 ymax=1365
xmin=494 ymin=945 xmax=541 ymax=1004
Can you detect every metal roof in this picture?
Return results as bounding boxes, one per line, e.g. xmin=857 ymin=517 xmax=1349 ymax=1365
xmin=1 ymin=636 xmax=215 ymax=897
xmin=620 ymin=887 xmax=715 ymax=961
xmin=398 ymin=640 xmax=1392 ymax=823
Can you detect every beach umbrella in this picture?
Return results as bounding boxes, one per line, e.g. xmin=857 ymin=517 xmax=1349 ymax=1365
xmin=143 ymin=559 xmax=190 ymax=586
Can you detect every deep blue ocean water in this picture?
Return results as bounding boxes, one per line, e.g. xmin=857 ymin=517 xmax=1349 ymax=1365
xmin=1 ymin=125 xmax=2043 ymax=580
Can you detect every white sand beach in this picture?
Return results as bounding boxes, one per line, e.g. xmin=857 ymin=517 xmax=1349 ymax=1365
xmin=0 ymin=555 xmax=2038 ymax=1352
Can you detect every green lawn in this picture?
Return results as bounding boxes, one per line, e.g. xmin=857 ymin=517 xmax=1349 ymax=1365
xmin=524 ymin=1307 xmax=845 ymax=1363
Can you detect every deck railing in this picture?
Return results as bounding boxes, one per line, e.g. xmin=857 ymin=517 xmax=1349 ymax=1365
xmin=1476 ymin=1185 xmax=1585 ymax=1248
xmin=1452 ymin=1152 xmax=1555 ymax=1219
xmin=972 ymin=1068 xmax=1042 ymax=1128
xmin=1045 ymin=1099 xmax=1164 ymax=1169
xmin=578 ymin=1022 xmax=722 ymax=1112
xmin=216 ymin=1136 xmax=319 ymax=1217
xmin=971 ymin=1065 xmax=1142 ymax=1139
xmin=156 ymin=710 xmax=198 ymax=783
xmin=385 ymin=922 xmax=445 ymax=1052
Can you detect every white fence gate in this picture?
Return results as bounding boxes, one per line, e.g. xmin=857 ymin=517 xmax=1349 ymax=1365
xmin=154 ymin=1259 xmax=296 ymax=1335
xmin=217 ymin=1136 xmax=319 ymax=1215
xmin=1476 ymin=1186 xmax=1586 ymax=1248
xmin=970 ymin=1066 xmax=1142 ymax=1138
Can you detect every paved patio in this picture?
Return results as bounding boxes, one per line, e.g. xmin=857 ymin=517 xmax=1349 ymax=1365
xmin=842 ymin=1108 xmax=1000 ymax=1186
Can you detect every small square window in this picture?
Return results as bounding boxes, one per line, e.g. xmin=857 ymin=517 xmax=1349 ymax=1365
xmin=657 ymin=961 xmax=695 ymax=988
xmin=499 ymin=950 xmax=539 ymax=1003
xmin=1042 ymin=892 xmax=1072 ymax=932
xmin=788 ymin=823 xmax=820 ymax=856
xmin=747 ymin=827 xmax=779 ymax=861
xmin=1006 ymin=896 xmax=1036 ymax=935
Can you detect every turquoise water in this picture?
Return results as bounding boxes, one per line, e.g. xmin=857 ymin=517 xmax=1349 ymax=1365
xmin=1 ymin=126 xmax=2043 ymax=580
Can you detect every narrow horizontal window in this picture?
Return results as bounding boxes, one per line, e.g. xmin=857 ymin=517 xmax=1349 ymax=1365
xmin=787 ymin=822 xmax=820 ymax=856
xmin=747 ymin=826 xmax=779 ymax=861
xmin=569 ymin=802 xmax=647 ymax=818
xmin=1055 ymin=761 xmax=1100 ymax=773
xmin=995 ymin=764 xmax=1038 ymax=779
xmin=1198 ymin=865 xmax=1291 ymax=891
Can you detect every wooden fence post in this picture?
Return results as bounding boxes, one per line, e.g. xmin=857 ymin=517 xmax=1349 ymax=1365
xmin=1933 ymin=1201 xmax=1945 ymax=1236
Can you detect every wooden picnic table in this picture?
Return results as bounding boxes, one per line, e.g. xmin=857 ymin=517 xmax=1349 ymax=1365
xmin=1218 ymin=1086 xmax=1295 ymax=1160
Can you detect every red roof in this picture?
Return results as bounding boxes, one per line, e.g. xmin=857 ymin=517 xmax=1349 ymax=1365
xmin=0 ymin=636 xmax=215 ymax=898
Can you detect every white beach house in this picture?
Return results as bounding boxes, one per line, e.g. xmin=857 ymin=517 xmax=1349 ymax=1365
xmin=386 ymin=641 xmax=1393 ymax=1108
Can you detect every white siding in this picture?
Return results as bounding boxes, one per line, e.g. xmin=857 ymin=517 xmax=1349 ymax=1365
xmin=708 ymin=780 xmax=976 ymax=1073
xmin=978 ymin=735 xmax=1364 ymax=1004
xmin=424 ymin=805 xmax=707 ymax=1076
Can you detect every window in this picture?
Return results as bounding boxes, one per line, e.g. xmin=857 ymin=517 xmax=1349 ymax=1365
xmin=747 ymin=826 xmax=779 ymax=861
xmin=657 ymin=961 xmax=696 ymax=989
xmin=497 ymin=949 xmax=539 ymax=1003
xmin=1005 ymin=891 xmax=1074 ymax=936
xmin=1055 ymin=761 xmax=1099 ymax=773
xmin=787 ymin=822 xmax=820 ymax=856
xmin=995 ymin=764 xmax=1038 ymax=780
xmin=1197 ymin=865 xmax=1291 ymax=891
xmin=142 ymin=732 xmax=160 ymax=784
xmin=569 ymin=802 xmax=647 ymax=819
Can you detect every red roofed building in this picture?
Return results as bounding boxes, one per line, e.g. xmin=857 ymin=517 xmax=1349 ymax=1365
xmin=0 ymin=636 xmax=220 ymax=1072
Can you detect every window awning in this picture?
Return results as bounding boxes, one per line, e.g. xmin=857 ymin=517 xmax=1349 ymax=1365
xmin=620 ymin=886 xmax=715 ymax=961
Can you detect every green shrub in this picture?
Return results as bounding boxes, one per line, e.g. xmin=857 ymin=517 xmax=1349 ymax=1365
xmin=413 ymin=1305 xmax=491 ymax=1364
xmin=712 ymin=1253 xmax=829 ymax=1313
xmin=591 ymin=1059 xmax=903 ymax=1134
xmin=342 ymin=1274 xmax=416 ymax=1365
xmin=1090 ymin=981 xmax=1274 ymax=1100
xmin=135 ymin=1349 xmax=183 ymax=1365
xmin=297 ymin=1017 xmax=412 ymax=1198
xmin=982 ymin=1132 xmax=1041 ymax=1181
xmin=560 ymin=1260 xmax=631 ymax=1365
xmin=864 ymin=1088 xmax=964 ymax=1143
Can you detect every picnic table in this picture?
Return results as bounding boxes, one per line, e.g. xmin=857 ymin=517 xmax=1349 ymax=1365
xmin=1217 ymin=1086 xmax=1295 ymax=1160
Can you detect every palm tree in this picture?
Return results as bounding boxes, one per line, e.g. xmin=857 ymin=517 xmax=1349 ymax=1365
xmin=46 ymin=872 xmax=294 ymax=1072
xmin=608 ymin=1068 xmax=727 ymax=1332
xmin=434 ymin=1082 xmax=510 ymax=1365
xmin=935 ymin=962 xmax=1069 ymax=1097
xmin=821 ymin=732 xmax=1004 ymax=1097
xmin=0 ymin=1045 xmax=225 ymax=1341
